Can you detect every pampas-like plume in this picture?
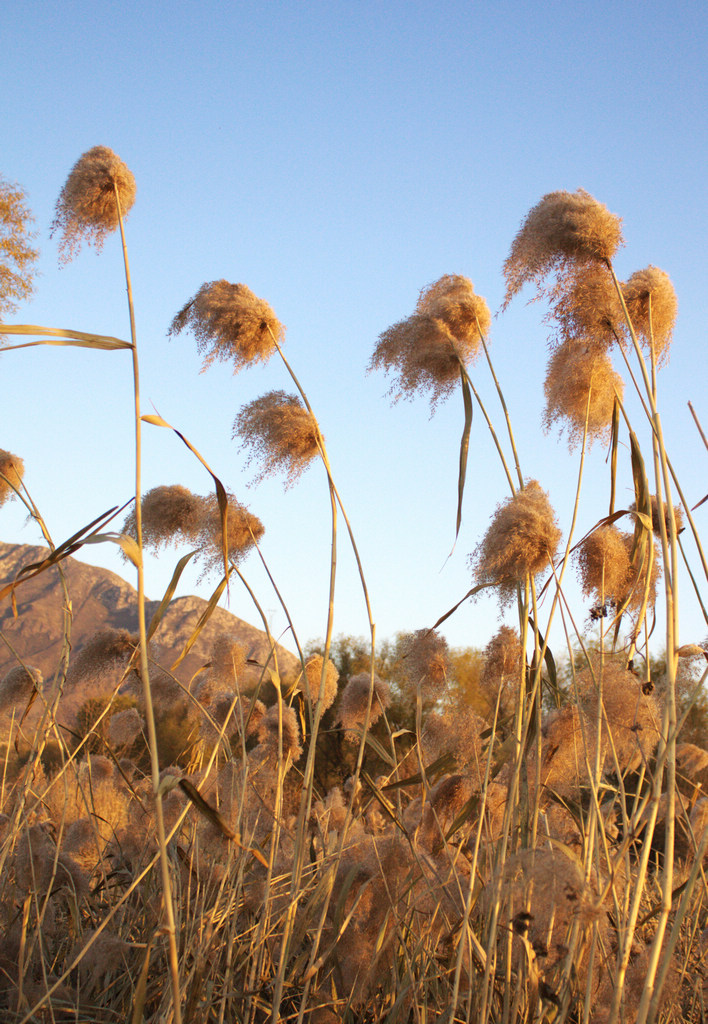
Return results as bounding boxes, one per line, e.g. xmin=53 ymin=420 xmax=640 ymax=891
xmin=470 ymin=480 xmax=562 ymax=603
xmin=122 ymin=484 xmax=204 ymax=553
xmin=0 ymin=449 xmax=24 ymax=505
xmin=543 ymin=340 xmax=623 ymax=448
xmin=622 ymin=265 xmax=677 ymax=365
xmin=480 ymin=626 xmax=524 ymax=717
xmin=338 ymin=672 xmax=391 ymax=731
xmin=502 ymin=189 xmax=623 ymax=308
xmin=0 ymin=665 xmax=42 ymax=711
xmin=369 ymin=275 xmax=490 ymax=408
xmin=399 ymin=628 xmax=449 ymax=700
xmin=233 ymin=389 xmax=320 ymax=487
xmin=631 ymin=494 xmax=684 ymax=539
xmin=550 ymin=263 xmax=624 ymax=350
xmin=168 ymin=279 xmax=284 ymax=374
xmin=257 ymin=703 xmax=303 ymax=762
xmin=0 ymin=177 xmax=38 ymax=318
xmin=196 ymin=491 xmax=264 ymax=577
xmin=51 ymin=146 xmax=136 ymax=262
xmin=301 ymin=654 xmax=339 ymax=711
xmin=70 ymin=628 xmax=137 ymax=682
xmin=576 ymin=525 xmax=632 ymax=606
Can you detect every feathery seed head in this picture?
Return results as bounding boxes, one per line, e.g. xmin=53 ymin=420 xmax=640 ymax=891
xmin=622 ymin=266 xmax=677 ymax=365
xmin=421 ymin=705 xmax=486 ymax=781
xmin=257 ymin=703 xmax=303 ymax=762
xmin=577 ymin=657 xmax=661 ymax=771
xmin=168 ymin=279 xmax=284 ymax=373
xmin=481 ymin=626 xmax=524 ymax=717
xmin=70 ymin=628 xmax=137 ymax=681
xmin=338 ymin=672 xmax=391 ymax=731
xmin=107 ymin=706 xmax=143 ymax=748
xmin=234 ymin=390 xmax=320 ymax=487
xmin=301 ymin=655 xmax=339 ymax=711
xmin=196 ymin=491 xmax=264 ymax=576
xmin=0 ymin=665 xmax=42 ymax=710
xmin=502 ymin=189 xmax=623 ymax=308
xmin=543 ymin=340 xmax=623 ymax=448
xmin=123 ymin=484 xmax=204 ymax=553
xmin=550 ymin=263 xmax=624 ymax=349
xmin=400 ymin=629 xmax=449 ymax=700
xmin=635 ymin=494 xmax=684 ymax=539
xmin=51 ymin=146 xmax=136 ymax=262
xmin=370 ymin=276 xmax=489 ymax=409
xmin=470 ymin=481 xmax=562 ymax=603
xmin=0 ymin=177 xmax=38 ymax=319
xmin=576 ymin=526 xmax=632 ymax=605
xmin=208 ymin=636 xmax=247 ymax=685
xmin=0 ymin=450 xmax=24 ymax=505
xmin=416 ymin=274 xmax=492 ymax=340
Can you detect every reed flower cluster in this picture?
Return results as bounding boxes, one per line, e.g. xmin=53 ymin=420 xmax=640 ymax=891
xmin=0 ymin=177 xmax=38 ymax=318
xmin=542 ymin=339 xmax=623 ymax=448
xmin=169 ymin=280 xmax=284 ymax=373
xmin=233 ymin=390 xmax=321 ymax=487
xmin=369 ymin=275 xmax=490 ymax=408
xmin=0 ymin=450 xmax=24 ymax=506
xmin=622 ymin=265 xmax=678 ymax=365
xmin=51 ymin=146 xmax=136 ymax=262
xmin=502 ymin=189 xmax=623 ymax=307
xmin=470 ymin=480 xmax=562 ymax=602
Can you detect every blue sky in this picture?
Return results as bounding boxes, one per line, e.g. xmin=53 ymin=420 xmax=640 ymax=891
xmin=2 ymin=0 xmax=707 ymax=660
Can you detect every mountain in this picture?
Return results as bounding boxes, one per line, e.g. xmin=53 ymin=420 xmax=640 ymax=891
xmin=0 ymin=541 xmax=299 ymax=713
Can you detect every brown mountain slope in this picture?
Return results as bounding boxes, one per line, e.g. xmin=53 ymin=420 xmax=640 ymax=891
xmin=0 ymin=541 xmax=299 ymax=698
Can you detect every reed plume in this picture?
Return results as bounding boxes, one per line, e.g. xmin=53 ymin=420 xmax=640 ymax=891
xmin=338 ymin=672 xmax=391 ymax=731
xmin=51 ymin=146 xmax=136 ymax=262
xmin=543 ymin=340 xmax=623 ymax=448
xmin=233 ymin=389 xmax=320 ymax=487
xmin=622 ymin=265 xmax=677 ymax=365
xmin=470 ymin=480 xmax=562 ymax=602
xmin=0 ymin=449 xmax=24 ymax=505
xmin=122 ymin=484 xmax=204 ymax=552
xmin=300 ymin=654 xmax=339 ymax=711
xmin=195 ymin=491 xmax=264 ymax=576
xmin=369 ymin=275 xmax=490 ymax=408
xmin=168 ymin=279 xmax=284 ymax=373
xmin=502 ymin=189 xmax=623 ymax=308
xmin=0 ymin=177 xmax=38 ymax=318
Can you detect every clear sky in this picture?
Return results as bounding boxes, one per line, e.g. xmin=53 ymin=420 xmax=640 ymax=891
xmin=2 ymin=0 xmax=707 ymax=660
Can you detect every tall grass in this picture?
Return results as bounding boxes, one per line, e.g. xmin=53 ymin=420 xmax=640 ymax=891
xmin=0 ymin=166 xmax=706 ymax=1024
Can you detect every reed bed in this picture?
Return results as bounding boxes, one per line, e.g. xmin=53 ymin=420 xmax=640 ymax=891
xmin=0 ymin=160 xmax=706 ymax=1024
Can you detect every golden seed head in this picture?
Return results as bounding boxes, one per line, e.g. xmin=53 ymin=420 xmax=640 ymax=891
xmin=123 ymin=484 xmax=204 ymax=553
xmin=338 ymin=672 xmax=391 ymax=730
xmin=70 ymin=628 xmax=137 ymax=681
xmin=621 ymin=266 xmax=677 ymax=365
xmin=51 ymin=146 xmax=136 ymax=262
xmin=0 ymin=177 xmax=39 ymax=319
xmin=0 ymin=665 xmax=42 ymax=710
xmin=0 ymin=449 xmax=24 ymax=505
xmin=470 ymin=481 xmax=562 ymax=603
xmin=369 ymin=275 xmax=489 ymax=409
xmin=399 ymin=628 xmax=449 ymax=700
xmin=502 ymin=189 xmax=623 ymax=308
xmin=575 ymin=525 xmax=632 ymax=604
xmin=196 ymin=491 xmax=265 ymax=577
xmin=257 ymin=703 xmax=303 ymax=762
xmin=233 ymin=389 xmax=320 ymax=487
xmin=416 ymin=274 xmax=492 ymax=340
xmin=543 ymin=340 xmax=623 ymax=448
xmin=302 ymin=654 xmax=340 ymax=711
xmin=169 ymin=279 xmax=284 ymax=374
xmin=550 ymin=263 xmax=624 ymax=349
xmin=631 ymin=494 xmax=684 ymax=539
